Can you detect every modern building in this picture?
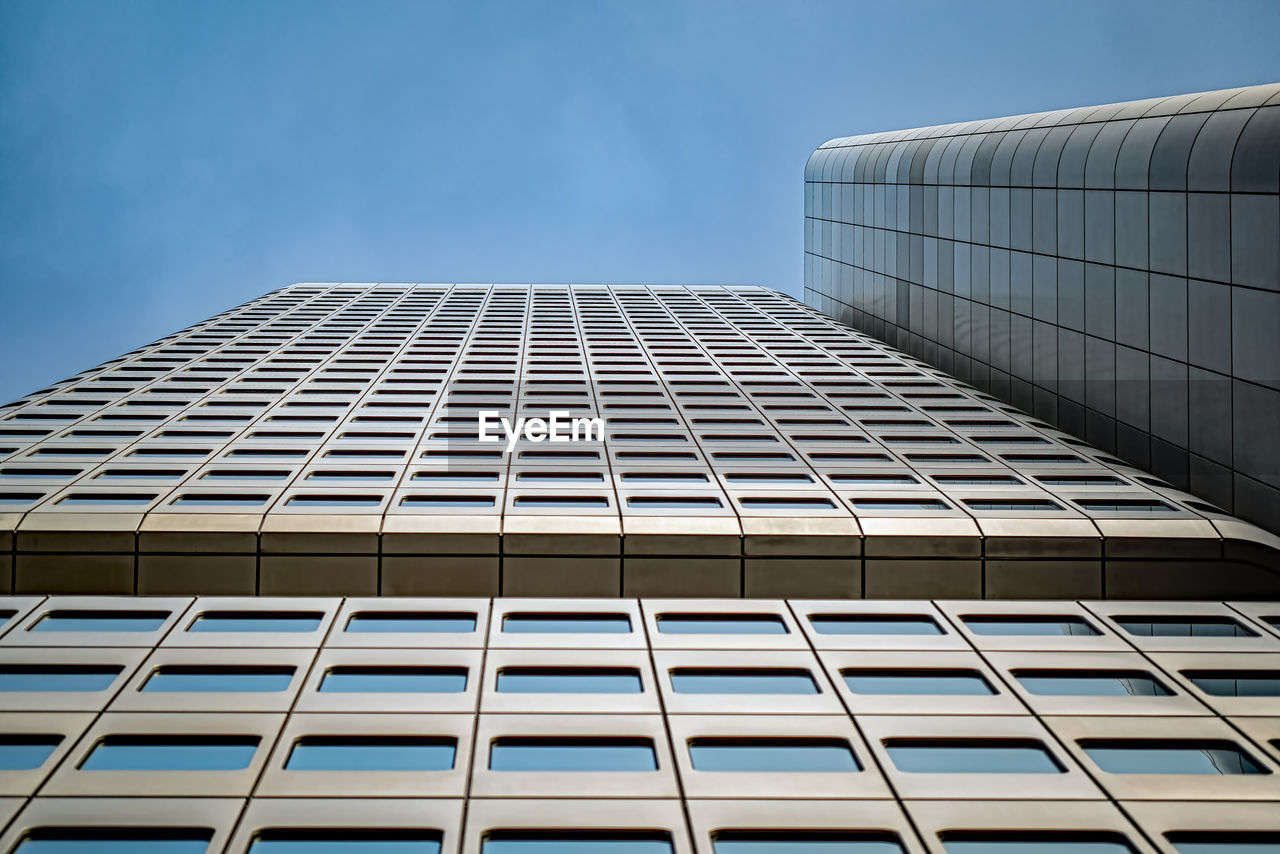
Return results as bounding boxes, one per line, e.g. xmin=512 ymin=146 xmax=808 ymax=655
xmin=804 ymin=83 xmax=1280 ymax=534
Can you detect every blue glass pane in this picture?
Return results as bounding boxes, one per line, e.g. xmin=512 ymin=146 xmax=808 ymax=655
xmin=1167 ymin=833 xmax=1280 ymax=854
xmin=495 ymin=668 xmax=642 ymax=694
xmin=143 ymin=666 xmax=296 ymax=693
xmin=689 ymin=739 xmax=860 ymax=772
xmin=346 ymin=612 xmax=477 ymax=634
xmin=943 ymin=836 xmax=1135 ymax=854
xmin=670 ymin=669 xmax=819 ymax=695
xmin=482 ymin=832 xmax=673 ymax=854
xmin=0 ymin=735 xmax=62 ymax=769
xmin=502 ymin=614 xmax=632 ymax=634
xmin=714 ymin=833 xmax=903 ymax=854
xmin=15 ymin=829 xmax=213 ymax=854
xmin=1014 ymin=670 xmax=1173 ymax=697
xmin=319 ymin=667 xmax=467 ymax=694
xmin=1114 ymin=617 xmax=1256 ymax=638
xmin=250 ymin=830 xmax=441 ymax=853
xmin=885 ymin=740 xmax=1064 ymax=773
xmin=842 ymin=669 xmax=994 ymax=695
xmin=0 ymin=665 xmax=122 ymax=692
xmin=656 ymin=614 xmax=788 ymax=635
xmin=81 ymin=736 xmax=261 ymax=771
xmin=1080 ymin=740 xmax=1268 ymax=775
xmin=32 ymin=610 xmax=170 ymax=632
xmin=490 ymin=738 xmax=657 ymax=771
xmin=1184 ymin=671 xmax=1280 ymax=697
xmin=809 ymin=615 xmax=942 ymax=635
xmin=286 ymin=737 xmax=456 ymax=771
xmin=962 ymin=616 xmax=1100 ymax=636
xmin=188 ymin=612 xmax=324 ymax=633
xmin=0 ymin=609 xmax=14 ymax=626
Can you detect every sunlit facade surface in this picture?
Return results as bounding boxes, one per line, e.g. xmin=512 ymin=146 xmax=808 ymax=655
xmin=804 ymin=84 xmax=1280 ymax=534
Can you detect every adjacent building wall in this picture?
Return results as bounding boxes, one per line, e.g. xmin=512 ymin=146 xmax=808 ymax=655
xmin=804 ymin=84 xmax=1280 ymax=534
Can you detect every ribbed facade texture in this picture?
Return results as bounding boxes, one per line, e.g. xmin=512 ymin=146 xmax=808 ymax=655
xmin=803 ymin=83 xmax=1280 ymax=535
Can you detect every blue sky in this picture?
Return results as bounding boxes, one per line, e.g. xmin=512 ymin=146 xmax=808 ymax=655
xmin=2 ymin=0 xmax=1278 ymax=403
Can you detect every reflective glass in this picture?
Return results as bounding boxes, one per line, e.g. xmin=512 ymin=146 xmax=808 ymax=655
xmin=1184 ymin=670 xmax=1280 ymax=697
xmin=319 ymin=667 xmax=467 ymax=693
xmin=669 ymin=668 xmax=819 ymax=695
xmin=842 ymin=669 xmax=995 ymax=695
xmin=285 ymin=737 xmax=456 ymax=771
xmin=81 ymin=735 xmax=261 ymax=771
xmin=14 ymin=829 xmax=214 ymax=854
xmin=0 ymin=735 xmax=62 ymax=769
xmin=1013 ymin=669 xmax=1173 ymax=696
xmin=489 ymin=738 xmax=657 ymax=771
xmin=689 ymin=738 xmax=860 ymax=772
xmin=502 ymin=613 xmax=631 ymax=634
xmin=482 ymin=832 xmax=673 ymax=854
xmin=345 ymin=611 xmax=477 ymax=633
xmin=0 ymin=665 xmax=122 ymax=692
xmin=495 ymin=667 xmax=642 ymax=694
xmin=1113 ymin=617 xmax=1256 ymax=638
xmin=942 ymin=835 xmax=1135 ymax=854
xmin=1080 ymin=740 xmax=1268 ymax=775
xmin=249 ymin=830 xmax=441 ymax=853
xmin=656 ymin=614 xmax=788 ymax=635
xmin=961 ymin=616 xmax=1100 ymax=636
xmin=884 ymin=739 xmax=1064 ymax=773
xmin=809 ymin=615 xmax=943 ymax=635
xmin=143 ymin=665 xmax=296 ymax=693
xmin=713 ymin=832 xmax=903 ymax=854
xmin=1166 ymin=833 xmax=1280 ymax=854
xmin=188 ymin=611 xmax=324 ymax=633
xmin=32 ymin=610 xmax=171 ymax=632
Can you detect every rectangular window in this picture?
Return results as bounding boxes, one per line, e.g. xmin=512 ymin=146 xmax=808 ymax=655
xmin=285 ymin=736 xmax=456 ymax=771
xmin=941 ymin=833 xmax=1136 ymax=854
xmin=884 ymin=739 xmax=1064 ymax=773
xmin=15 ymin=828 xmax=215 ymax=854
xmin=80 ymin=735 xmax=261 ymax=771
xmin=689 ymin=737 xmax=860 ymax=772
xmin=318 ymin=666 xmax=468 ymax=694
xmin=1080 ymin=739 xmax=1268 ymax=775
xmin=849 ymin=499 xmax=950 ymax=511
xmin=489 ymin=737 xmax=657 ymax=771
xmin=187 ymin=611 xmax=324 ymax=633
xmin=626 ymin=496 xmax=723 ymax=508
xmin=809 ymin=614 xmax=943 ymax=636
xmin=31 ymin=610 xmax=170 ymax=632
xmin=0 ymin=664 xmax=122 ymax=692
xmin=249 ymin=830 xmax=441 ymax=853
xmin=482 ymin=831 xmax=672 ymax=854
xmin=713 ymin=832 xmax=904 ymax=854
xmin=1113 ymin=617 xmax=1256 ymax=638
xmin=495 ymin=667 xmax=643 ymax=694
xmin=0 ymin=735 xmax=63 ymax=770
xmin=502 ymin=613 xmax=632 ymax=634
xmin=655 ymin=614 xmax=788 ymax=635
xmin=669 ymin=668 xmax=819 ymax=695
xmin=346 ymin=611 xmax=477 ymax=634
xmin=513 ymin=496 xmax=610 ymax=508
xmin=142 ymin=665 xmax=296 ymax=693
xmin=1165 ymin=832 xmax=1280 ymax=854
xmin=961 ymin=615 xmax=1100 ymax=636
xmin=842 ymin=669 xmax=995 ymax=695
xmin=1013 ymin=669 xmax=1173 ymax=697
xmin=1183 ymin=670 xmax=1280 ymax=697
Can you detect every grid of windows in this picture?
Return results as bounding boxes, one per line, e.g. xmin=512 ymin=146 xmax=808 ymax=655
xmin=803 ymin=83 xmax=1280 ymax=536
xmin=1 ymin=283 xmax=1278 ymax=600
xmin=0 ymin=595 xmax=1275 ymax=850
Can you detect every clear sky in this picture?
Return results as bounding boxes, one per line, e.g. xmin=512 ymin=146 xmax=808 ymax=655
xmin=1 ymin=0 xmax=1278 ymax=403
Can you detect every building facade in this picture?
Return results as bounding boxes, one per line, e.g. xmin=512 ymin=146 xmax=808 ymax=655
xmin=804 ymin=83 xmax=1280 ymax=534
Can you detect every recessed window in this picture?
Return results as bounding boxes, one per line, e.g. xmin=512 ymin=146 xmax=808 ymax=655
xmin=1183 ymin=670 xmax=1280 ymax=697
xmin=513 ymin=495 xmax=610 ymax=508
xmin=1165 ymin=832 xmax=1280 ymax=854
xmin=723 ymin=472 xmax=815 ymax=483
xmin=713 ymin=831 xmax=904 ymax=854
xmin=412 ymin=471 xmax=501 ymax=481
xmin=1035 ymin=475 xmax=1127 ymax=486
xmin=14 ymin=828 xmax=215 ymax=854
xmin=809 ymin=614 xmax=943 ymax=636
xmin=0 ymin=467 xmax=83 ymax=479
xmin=961 ymin=614 xmax=1100 ymax=636
xmin=400 ymin=494 xmax=497 ymax=507
xmin=941 ymin=832 xmax=1137 ymax=854
xmin=319 ymin=666 xmax=468 ymax=694
xmin=188 ymin=611 xmax=323 ymax=633
xmin=1013 ymin=669 xmax=1173 ymax=697
xmin=173 ymin=493 xmax=271 ymax=506
xmin=249 ymin=829 xmax=442 ymax=853
xmin=489 ymin=737 xmax=657 ymax=771
xmin=495 ymin=667 xmax=643 ymax=694
xmin=829 ymin=474 xmax=918 ymax=484
xmin=689 ymin=737 xmax=860 ymax=772
xmin=482 ymin=830 xmax=672 ymax=854
xmin=0 ymin=735 xmax=63 ymax=770
xmin=849 ymin=498 xmax=950 ymax=510
xmin=962 ymin=499 xmax=1062 ymax=511
xmin=286 ymin=494 xmax=383 ymax=507
xmin=142 ymin=665 xmax=296 ymax=693
xmin=346 ymin=611 xmax=477 ymax=633
xmin=201 ymin=469 xmax=291 ymax=480
xmin=1074 ymin=499 xmax=1175 ymax=512
xmin=669 ymin=668 xmax=819 ymax=695
xmin=31 ymin=610 xmax=170 ymax=632
xmin=516 ymin=471 xmax=605 ymax=482
xmin=739 ymin=497 xmax=836 ymax=509
xmin=502 ymin=613 xmax=632 ymax=634
xmin=1079 ymin=739 xmax=1268 ymax=775
xmin=80 ymin=735 xmax=261 ymax=771
xmin=656 ymin=613 xmax=788 ymax=635
xmin=57 ymin=493 xmax=157 ymax=506
xmin=285 ymin=736 xmax=457 ymax=771
xmin=1113 ymin=616 xmax=1257 ymax=638
xmin=884 ymin=739 xmax=1064 ymax=774
xmin=0 ymin=664 xmax=123 ymax=692
xmin=842 ymin=669 xmax=995 ymax=696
